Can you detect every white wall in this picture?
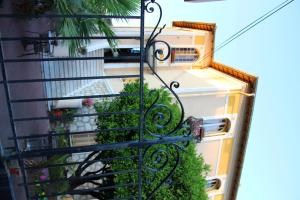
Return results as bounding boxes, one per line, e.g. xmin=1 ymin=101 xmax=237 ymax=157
xmin=42 ymin=49 xmax=104 ymax=107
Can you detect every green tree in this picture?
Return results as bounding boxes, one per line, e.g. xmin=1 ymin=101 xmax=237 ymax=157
xmin=94 ymin=81 xmax=209 ymax=200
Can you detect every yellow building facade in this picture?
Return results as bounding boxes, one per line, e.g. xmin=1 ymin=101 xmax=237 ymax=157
xmin=102 ymin=21 xmax=258 ymax=200
xmin=59 ymin=21 xmax=257 ymax=200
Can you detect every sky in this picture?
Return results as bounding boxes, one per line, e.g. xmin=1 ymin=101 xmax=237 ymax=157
xmin=117 ymin=0 xmax=300 ymax=199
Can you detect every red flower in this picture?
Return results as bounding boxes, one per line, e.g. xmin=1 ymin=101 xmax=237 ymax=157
xmin=82 ymin=98 xmax=94 ymax=107
xmin=9 ymin=168 xmax=20 ymax=176
xmin=53 ymin=110 xmax=63 ymax=118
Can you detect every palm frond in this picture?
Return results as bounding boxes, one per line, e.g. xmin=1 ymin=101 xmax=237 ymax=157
xmin=97 ymin=19 xmax=118 ymax=50
xmin=55 ymin=0 xmax=139 ymax=56
xmin=85 ymin=0 xmax=140 ymax=16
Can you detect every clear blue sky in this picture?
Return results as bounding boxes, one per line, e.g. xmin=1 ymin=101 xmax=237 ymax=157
xmin=119 ymin=0 xmax=300 ymax=199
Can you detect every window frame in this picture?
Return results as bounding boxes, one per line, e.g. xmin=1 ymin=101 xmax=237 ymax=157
xmin=170 ymin=47 xmax=200 ymax=63
xmin=201 ymin=118 xmax=231 ymax=138
xmin=206 ymin=178 xmax=222 ymax=192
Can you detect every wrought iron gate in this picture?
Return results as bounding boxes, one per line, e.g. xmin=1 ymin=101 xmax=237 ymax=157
xmin=0 ymin=1 xmax=198 ymax=199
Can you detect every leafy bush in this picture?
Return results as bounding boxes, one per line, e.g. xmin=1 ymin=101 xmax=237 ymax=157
xmin=94 ymin=81 xmax=209 ymax=200
xmin=48 ymin=108 xmax=77 ymax=124
xmin=48 ymin=127 xmax=70 ymax=193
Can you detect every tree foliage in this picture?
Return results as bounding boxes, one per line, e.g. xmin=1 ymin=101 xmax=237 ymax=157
xmin=93 ymin=81 xmax=209 ymax=200
xmin=55 ymin=0 xmax=139 ymax=55
xmin=13 ymin=0 xmax=140 ymax=55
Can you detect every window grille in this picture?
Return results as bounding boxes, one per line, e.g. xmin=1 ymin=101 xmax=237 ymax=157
xmin=206 ymin=178 xmax=221 ymax=191
xmin=171 ymin=47 xmax=199 ymax=63
xmin=202 ymin=118 xmax=231 ymax=137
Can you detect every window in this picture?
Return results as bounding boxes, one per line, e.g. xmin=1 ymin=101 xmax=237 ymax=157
xmin=104 ymin=48 xmax=140 ymax=63
xmin=206 ymin=178 xmax=221 ymax=191
xmin=171 ymin=48 xmax=199 ymax=63
xmin=186 ymin=117 xmax=231 ymax=141
xmin=202 ymin=118 xmax=231 ymax=137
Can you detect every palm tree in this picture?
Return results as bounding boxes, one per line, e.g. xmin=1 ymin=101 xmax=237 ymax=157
xmin=56 ymin=0 xmax=140 ymax=55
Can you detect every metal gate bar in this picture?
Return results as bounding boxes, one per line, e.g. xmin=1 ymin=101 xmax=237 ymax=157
xmin=138 ymin=1 xmax=146 ymax=199
xmin=0 ymin=33 xmax=32 ymax=199
xmin=0 ymin=1 xmax=195 ymax=199
xmin=0 ymin=9 xmax=143 ymax=197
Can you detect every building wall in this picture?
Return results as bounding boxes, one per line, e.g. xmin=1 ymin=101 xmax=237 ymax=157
xmin=42 ymin=49 xmax=104 ymax=108
xmin=149 ymin=29 xmax=213 ymax=68
xmin=103 ymin=25 xmax=249 ymax=199
xmin=99 ymin=27 xmax=213 ymax=69
xmin=0 ymin=1 xmax=51 ymax=199
xmin=105 ymin=63 xmax=248 ymax=200
xmin=223 ymin=90 xmax=250 ymax=200
xmin=193 ymin=82 xmax=247 ymax=200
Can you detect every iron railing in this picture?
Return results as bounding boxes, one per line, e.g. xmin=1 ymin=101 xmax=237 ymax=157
xmin=0 ymin=1 xmax=198 ymax=199
xmin=42 ymin=49 xmax=105 ymax=108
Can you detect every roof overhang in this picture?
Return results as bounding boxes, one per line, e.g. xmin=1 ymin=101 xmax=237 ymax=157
xmin=211 ymin=62 xmax=258 ymax=200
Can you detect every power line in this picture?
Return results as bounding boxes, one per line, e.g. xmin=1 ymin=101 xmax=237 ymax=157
xmin=215 ymin=0 xmax=295 ymax=53
xmin=216 ymin=0 xmax=293 ymax=50
xmin=200 ymin=0 xmax=295 ymax=63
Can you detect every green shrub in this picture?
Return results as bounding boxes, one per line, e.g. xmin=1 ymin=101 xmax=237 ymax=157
xmin=94 ymin=81 xmax=209 ymax=200
xmin=48 ymin=127 xmax=70 ymax=193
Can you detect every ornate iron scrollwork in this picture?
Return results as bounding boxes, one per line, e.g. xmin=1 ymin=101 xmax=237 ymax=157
xmin=144 ymin=0 xmax=185 ymax=138
xmin=143 ymin=144 xmax=180 ymax=199
xmin=143 ymin=0 xmax=193 ymax=199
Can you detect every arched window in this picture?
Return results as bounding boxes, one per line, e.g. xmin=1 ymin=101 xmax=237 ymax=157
xmin=171 ymin=48 xmax=199 ymax=63
xmin=206 ymin=178 xmax=221 ymax=191
xmin=202 ymin=118 xmax=231 ymax=137
xmin=186 ymin=117 xmax=231 ymax=141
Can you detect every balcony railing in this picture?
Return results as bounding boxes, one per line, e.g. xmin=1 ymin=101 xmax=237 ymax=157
xmin=0 ymin=1 xmax=198 ymax=200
